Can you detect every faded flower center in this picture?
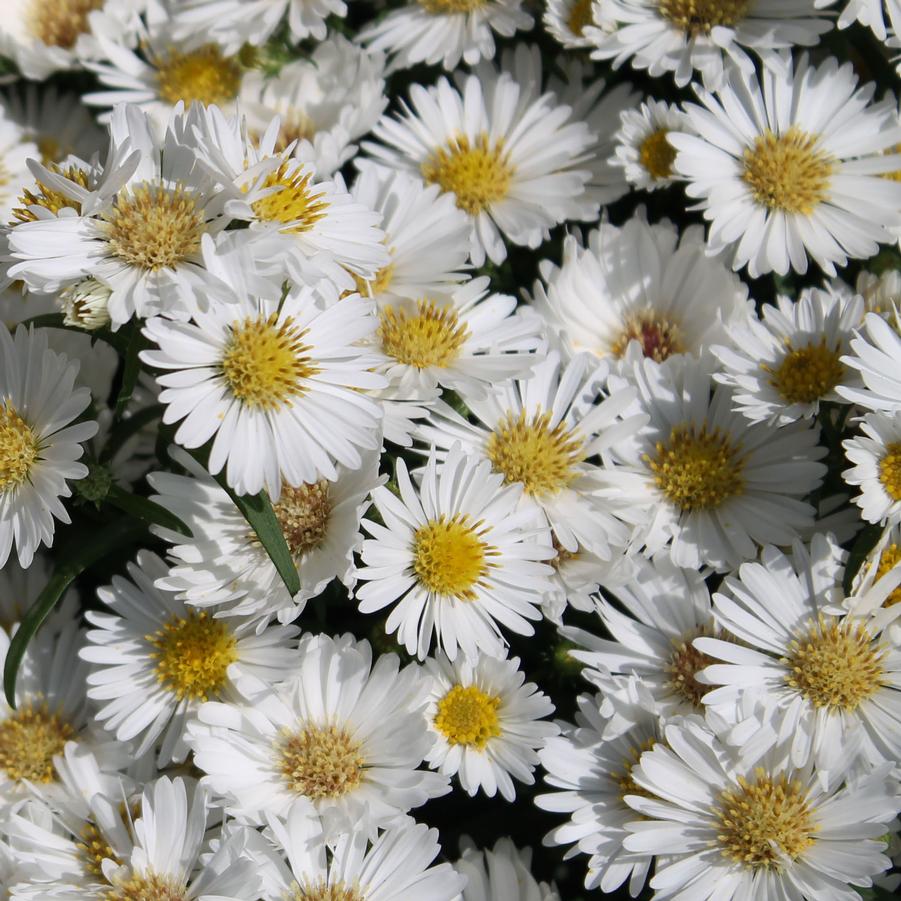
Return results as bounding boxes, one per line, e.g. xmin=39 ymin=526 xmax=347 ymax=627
xmin=434 ymin=684 xmax=501 ymax=749
xmin=615 ymin=738 xmax=657 ymax=805
xmin=638 ymin=129 xmax=677 ymax=180
xmin=783 ymin=616 xmax=884 ymax=711
xmin=486 ymin=410 xmax=584 ymax=497
xmin=103 ymin=871 xmax=187 ymax=901
xmin=28 ymin=0 xmax=103 ymax=49
xmin=715 ymin=770 xmax=817 ymax=869
xmin=221 ymin=314 xmax=319 ymax=410
xmin=421 ymin=134 xmax=514 ymax=215
xmin=666 ymin=626 xmax=717 ymax=707
xmin=646 ymin=424 xmax=745 ymax=512
xmin=764 ymin=338 xmax=844 ymax=405
xmin=148 ymin=610 xmax=238 ymax=702
xmin=156 ymin=45 xmax=241 ymax=108
xmin=378 ymin=300 xmax=470 ymax=369
xmin=287 ymin=882 xmax=364 ymax=901
xmin=658 ymin=0 xmax=752 ymax=33
xmin=104 ymin=183 xmax=206 ymax=271
xmin=0 ymin=402 xmax=40 ymax=494
xmin=418 ymin=0 xmax=489 ymax=11
xmin=413 ymin=514 xmax=496 ymax=600
xmin=567 ymin=0 xmax=595 ymax=35
xmin=879 ymin=441 xmax=901 ymax=502
xmin=742 ymin=127 xmax=834 ymax=216
xmin=273 ymin=481 xmax=332 ymax=557
xmin=279 ymin=724 xmax=365 ymax=801
xmin=610 ymin=309 xmax=685 ymax=361
xmin=252 ymin=162 xmax=330 ymax=233
xmin=0 ymin=701 xmax=74 ymax=783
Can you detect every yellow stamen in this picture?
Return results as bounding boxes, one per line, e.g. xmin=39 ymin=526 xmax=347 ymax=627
xmin=378 ymin=300 xmax=469 ymax=369
xmin=155 ymin=45 xmax=241 ymax=108
xmin=0 ymin=401 xmax=40 ymax=494
xmin=434 ymin=684 xmax=501 ymax=749
xmin=638 ymin=129 xmax=677 ymax=181
xmin=610 ymin=309 xmax=685 ymax=361
xmin=659 ymin=0 xmax=752 ymax=34
xmin=279 ymin=724 xmax=364 ymax=800
xmin=27 ymin=0 xmax=103 ymax=49
xmin=421 ymin=134 xmax=513 ymax=215
xmin=764 ymin=338 xmax=845 ymax=405
xmin=413 ymin=514 xmax=496 ymax=600
xmin=879 ymin=442 xmax=901 ymax=502
xmin=0 ymin=701 xmax=74 ymax=783
xmin=251 ymin=161 xmax=330 ymax=233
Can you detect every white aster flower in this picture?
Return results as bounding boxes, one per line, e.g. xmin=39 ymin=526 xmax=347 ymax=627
xmin=140 ymin=280 xmax=385 ymax=497
xmin=844 ymin=411 xmax=901 ymax=527
xmin=847 ymin=522 xmax=901 ymax=643
xmin=839 ymin=309 xmax=901 ymax=412
xmin=713 ymin=286 xmax=864 ymax=425
xmin=238 ymin=35 xmax=387 ymax=177
xmin=187 ymin=633 xmax=449 ymax=832
xmin=543 ymin=0 xmax=598 ymax=48
xmin=0 ymin=325 xmax=97 ymax=569
xmin=359 ymin=0 xmax=533 ymax=72
xmin=424 ymin=651 xmax=557 ymax=801
xmin=622 ymin=717 xmax=900 ymax=901
xmin=356 ymin=445 xmax=554 ymax=661
xmin=455 ymin=838 xmax=560 ymax=901
xmin=149 ymin=445 xmax=382 ymax=625
xmin=671 ymin=54 xmax=901 ymax=277
xmin=0 ymin=109 xmax=38 ymax=223
xmin=363 ymin=68 xmax=595 ymax=265
xmin=257 ymin=803 xmax=465 ymax=901
xmin=599 ymin=354 xmax=827 ymax=571
xmin=80 ymin=550 xmax=300 ymax=766
xmin=817 ymin=0 xmax=901 ymax=39
xmin=612 ymin=99 xmax=690 ymax=192
xmin=417 ymin=351 xmax=646 ymax=559
xmin=589 ymin=0 xmax=832 ymax=90
xmin=695 ymin=534 xmax=901 ymax=771
xmin=531 ymin=216 xmax=749 ymax=365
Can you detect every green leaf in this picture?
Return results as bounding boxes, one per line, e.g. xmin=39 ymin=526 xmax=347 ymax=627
xmin=4 ymin=518 xmax=146 ymax=707
xmin=105 ymin=484 xmax=192 ymax=537
xmin=843 ymin=523 xmax=884 ymax=596
xmin=115 ymin=325 xmax=151 ymax=417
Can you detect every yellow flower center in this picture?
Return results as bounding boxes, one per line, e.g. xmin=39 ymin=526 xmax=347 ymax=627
xmin=103 ymin=871 xmax=187 ymax=901
xmin=273 ymin=481 xmax=332 ymax=558
xmin=610 ymin=309 xmax=685 ymax=361
xmin=378 ymin=300 xmax=470 ymax=369
xmin=879 ymin=442 xmax=901 ymax=502
xmin=104 ymin=183 xmax=206 ymax=271
xmin=764 ymin=338 xmax=845 ymax=405
xmin=0 ymin=702 xmax=74 ymax=783
xmin=783 ymin=616 xmax=884 ymax=711
xmin=614 ymin=738 xmax=657 ymax=805
xmin=77 ymin=819 xmax=119 ymax=881
xmin=287 ymin=883 xmax=363 ymax=901
xmin=666 ymin=626 xmax=718 ymax=707
xmin=646 ymin=424 xmax=746 ymax=512
xmin=421 ymin=134 xmax=513 ymax=215
xmin=412 ymin=514 xmax=496 ymax=600
xmin=742 ymin=127 xmax=834 ymax=216
xmin=417 ymin=0 xmax=489 ymax=12
xmin=658 ymin=0 xmax=752 ymax=33
xmin=27 ymin=0 xmax=103 ymax=48
xmin=278 ymin=724 xmax=365 ymax=801
xmin=486 ymin=410 xmax=584 ymax=498
xmin=155 ymin=45 xmax=241 ymax=108
xmin=875 ymin=543 xmax=901 ymax=607
xmin=0 ymin=401 xmax=40 ymax=494
xmin=11 ymin=163 xmax=89 ymax=225
xmin=567 ymin=0 xmax=595 ymax=35
xmin=251 ymin=161 xmax=330 ymax=233
xmin=433 ymin=684 xmax=501 ymax=749
xmin=147 ymin=610 xmax=238 ymax=702
xmin=352 ymin=262 xmax=395 ymax=298
xmin=221 ymin=313 xmax=319 ymax=410
xmin=715 ymin=770 xmax=817 ymax=869
xmin=638 ymin=129 xmax=677 ymax=180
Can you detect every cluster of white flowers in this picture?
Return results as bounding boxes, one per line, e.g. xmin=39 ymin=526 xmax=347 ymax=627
xmin=0 ymin=1 xmax=901 ymax=899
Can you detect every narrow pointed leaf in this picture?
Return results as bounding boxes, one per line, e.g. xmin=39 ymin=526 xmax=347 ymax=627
xmin=106 ymin=484 xmax=192 ymax=537
xmin=115 ymin=325 xmax=151 ymax=416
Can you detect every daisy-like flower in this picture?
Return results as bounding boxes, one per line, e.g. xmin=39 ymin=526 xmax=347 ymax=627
xmin=713 ymin=286 xmax=864 ymax=425
xmin=238 ymin=35 xmax=387 ymax=177
xmin=80 ymin=551 xmax=300 ymax=766
xmin=612 ymin=99 xmax=690 ymax=192
xmin=530 ymin=216 xmax=749 ymax=365
xmin=423 ymin=651 xmax=557 ymax=801
xmin=671 ymin=54 xmax=901 ymax=277
xmin=455 ymin=838 xmax=560 ymax=901
xmin=844 ymin=411 xmax=901 ymax=526
xmin=589 ymin=0 xmax=832 ymax=89
xmin=817 ymin=0 xmax=901 ymax=39
xmin=356 ymin=445 xmax=554 ymax=661
xmin=417 ymin=350 xmax=646 ymax=558
xmin=0 ymin=110 xmax=38 ymax=222
xmin=847 ymin=522 xmax=901 ymax=642
xmin=363 ymin=68 xmax=595 ymax=265
xmin=543 ymin=0 xmax=599 ymax=48
xmin=6 ymin=104 xmax=233 ymax=326
xmin=838 ymin=309 xmax=901 ymax=412
xmin=536 ymin=688 xmax=659 ymax=895
xmin=0 ymin=326 xmax=97 ymax=569
xmin=150 ymin=446 xmax=381 ymax=624
xmin=187 ymin=633 xmax=449 ymax=831
xmin=599 ymin=354 xmax=827 ymax=571
xmin=564 ymin=554 xmax=733 ymax=720
xmin=622 ymin=717 xmax=900 ymax=901
xmin=170 ymin=0 xmax=346 ymax=49
xmin=141 ymin=279 xmax=385 ymax=497
xmin=695 ymin=534 xmax=901 ymax=771
xmin=359 ymin=0 xmax=533 ymax=72
xmin=256 ymin=802 xmax=465 ymax=901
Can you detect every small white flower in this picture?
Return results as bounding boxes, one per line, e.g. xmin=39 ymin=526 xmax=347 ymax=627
xmin=612 ymin=99 xmax=690 ymax=192
xmin=844 ymin=411 xmax=901 ymax=526
xmin=544 ymin=0 xmax=598 ymax=48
